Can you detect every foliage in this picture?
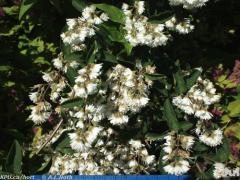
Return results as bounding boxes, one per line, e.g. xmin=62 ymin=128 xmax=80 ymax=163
xmin=0 ymin=0 xmax=240 ymax=178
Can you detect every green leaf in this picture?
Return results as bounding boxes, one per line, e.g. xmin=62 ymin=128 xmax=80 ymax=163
xmin=102 ymin=51 xmax=118 ymax=63
xmin=123 ymin=42 xmax=133 ymax=55
xmin=19 ymin=0 xmax=37 ymax=20
xmin=145 ymin=133 xmax=164 ymax=141
xmin=51 ymin=132 xmax=74 ymax=154
xmin=179 ymin=121 xmax=193 ymax=131
xmin=163 ymin=99 xmax=179 ymax=132
xmin=5 ymin=140 xmax=22 ymax=174
xmin=36 ymin=158 xmax=52 ymax=173
xmin=212 ymin=137 xmax=230 ymax=162
xmin=3 ymin=6 xmax=19 ymax=16
xmin=99 ymin=23 xmax=132 ymax=55
xmin=95 ymin=4 xmax=125 ymax=24
xmin=100 ymin=23 xmax=125 ymax=42
xmin=145 ymin=73 xmax=166 ymax=81
xmin=86 ymin=40 xmax=99 ymax=63
xmin=49 ymin=0 xmax=62 ymax=13
xmin=66 ymin=67 xmax=78 ymax=86
xmin=194 ymin=142 xmax=208 ymax=152
xmin=174 ymin=71 xmax=187 ymax=94
xmin=227 ymin=100 xmax=240 ymax=117
xmin=149 ymin=11 xmax=174 ymax=24
xmin=61 ymin=98 xmax=84 ymax=109
xmin=72 ymin=0 xmax=86 ymax=12
xmin=0 ymin=65 xmax=13 ymax=72
xmin=225 ymin=122 xmax=240 ymax=140
xmin=186 ymin=68 xmax=202 ymax=89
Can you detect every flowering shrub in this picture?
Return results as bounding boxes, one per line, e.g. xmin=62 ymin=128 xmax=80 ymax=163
xmin=1 ymin=0 xmax=240 ymax=179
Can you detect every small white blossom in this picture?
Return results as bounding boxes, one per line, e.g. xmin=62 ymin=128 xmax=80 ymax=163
xmin=163 ymin=160 xmax=190 ymax=175
xmin=199 ymin=128 xmax=223 ymax=147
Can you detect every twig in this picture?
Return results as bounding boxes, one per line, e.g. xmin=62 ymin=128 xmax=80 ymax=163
xmin=35 ymin=118 xmax=64 ymax=155
xmin=196 ymin=162 xmax=203 ymax=173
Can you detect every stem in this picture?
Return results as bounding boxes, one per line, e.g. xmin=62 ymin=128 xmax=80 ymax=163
xmin=196 ymin=162 xmax=203 ymax=173
xmin=35 ymin=118 xmax=64 ymax=155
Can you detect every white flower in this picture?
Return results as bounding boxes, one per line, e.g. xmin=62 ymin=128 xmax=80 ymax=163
xmin=199 ymin=128 xmax=223 ymax=147
xmin=86 ymin=83 xmax=98 ymax=94
xmin=213 ymin=163 xmax=226 ymax=179
xmin=42 ymin=72 xmax=53 ymax=83
xmin=73 ymin=85 xmax=87 ymax=98
xmin=128 ymin=160 xmax=138 ymax=168
xmin=50 ymin=91 xmax=59 ymax=102
xmin=106 ymin=154 xmax=114 ymax=161
xmin=61 ymin=5 xmax=108 ymax=52
xmin=175 ymin=20 xmax=194 ymax=34
xmin=108 ymin=113 xmax=129 ymax=125
xmin=163 ymin=160 xmax=190 ymax=175
xmin=29 ymin=101 xmax=51 ymax=124
xmin=100 ymin=13 xmax=109 ymax=21
xmin=180 ymin=135 xmax=195 ymax=150
xmin=135 ymin=1 xmax=145 ymax=15
xmin=69 ymin=61 xmax=79 ymax=69
xmin=53 ymin=57 xmax=63 ymax=70
xmin=129 ymin=139 xmax=143 ymax=149
xmin=163 ymin=146 xmax=173 ymax=154
xmin=69 ymin=132 xmax=87 ymax=152
xmin=29 ymin=91 xmax=39 ymax=103
xmin=143 ymin=155 xmax=155 ymax=165
xmin=85 ymin=126 xmax=102 ymax=144
xmin=195 ymin=109 xmax=213 ymax=120
xmin=76 ymin=121 xmax=84 ymax=129
xmin=168 ymin=0 xmax=209 ymax=9
xmin=165 ymin=17 xmax=177 ymax=30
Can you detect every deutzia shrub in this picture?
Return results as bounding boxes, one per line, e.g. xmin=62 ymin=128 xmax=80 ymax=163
xmin=28 ymin=0 xmax=232 ymax=178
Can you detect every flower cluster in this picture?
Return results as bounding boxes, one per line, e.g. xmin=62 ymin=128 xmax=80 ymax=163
xmin=52 ymin=53 xmax=79 ymax=73
xmin=168 ymin=0 xmax=209 ymax=9
xmin=106 ymin=64 xmax=155 ymax=125
xmin=29 ymin=97 xmax=52 ymax=124
xmin=162 ymin=132 xmax=194 ymax=175
xmin=50 ymin=134 xmax=156 ymax=175
xmin=173 ymin=76 xmax=223 ymax=147
xmin=122 ymin=1 xmax=169 ymax=47
xmin=73 ymin=63 xmax=102 ymax=98
xmin=195 ymin=121 xmax=223 ymax=147
xmin=29 ymin=58 xmax=156 ymax=175
xmin=173 ymin=77 xmax=221 ymax=120
xmin=165 ymin=16 xmax=195 ymax=34
xmin=213 ymin=162 xmax=240 ymax=179
xmin=61 ymin=5 xmax=109 ymax=51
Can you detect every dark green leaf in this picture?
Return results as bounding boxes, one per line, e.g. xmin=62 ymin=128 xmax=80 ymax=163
xmin=123 ymin=42 xmax=133 ymax=55
xmin=86 ymin=40 xmax=99 ymax=63
xmin=174 ymin=71 xmax=187 ymax=94
xmin=145 ymin=73 xmax=166 ymax=81
xmin=72 ymin=0 xmax=86 ymax=12
xmin=100 ymin=23 xmax=125 ymax=42
xmin=95 ymin=4 xmax=125 ymax=24
xmin=186 ymin=68 xmax=202 ymax=89
xmin=61 ymin=98 xmax=84 ymax=108
xmin=212 ymin=137 xmax=230 ymax=162
xmin=179 ymin=121 xmax=193 ymax=131
xmin=5 ymin=140 xmax=22 ymax=174
xmin=19 ymin=0 xmax=37 ymax=20
xmin=194 ymin=142 xmax=208 ymax=152
xmin=49 ymin=0 xmax=62 ymax=13
xmin=149 ymin=11 xmax=174 ymax=24
xmin=163 ymin=99 xmax=179 ymax=132
xmin=66 ymin=67 xmax=78 ymax=86
xmin=51 ymin=132 xmax=74 ymax=154
xmin=102 ymin=51 xmax=118 ymax=63
xmin=145 ymin=133 xmax=164 ymax=141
